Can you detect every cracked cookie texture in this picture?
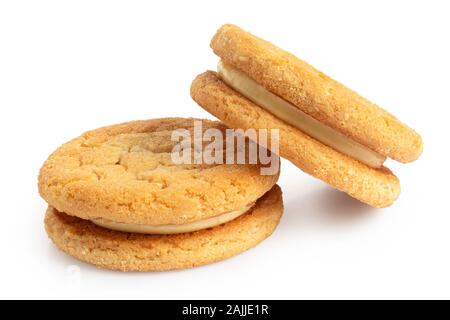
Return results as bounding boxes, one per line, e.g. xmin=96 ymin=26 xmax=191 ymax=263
xmin=44 ymin=185 xmax=283 ymax=272
xmin=38 ymin=118 xmax=280 ymax=225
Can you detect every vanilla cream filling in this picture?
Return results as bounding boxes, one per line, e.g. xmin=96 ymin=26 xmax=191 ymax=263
xmin=91 ymin=204 xmax=253 ymax=235
xmin=217 ymin=61 xmax=386 ymax=168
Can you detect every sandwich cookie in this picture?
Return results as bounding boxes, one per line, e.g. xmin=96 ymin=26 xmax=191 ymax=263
xmin=191 ymin=24 xmax=423 ymax=208
xmin=39 ymin=118 xmax=283 ymax=271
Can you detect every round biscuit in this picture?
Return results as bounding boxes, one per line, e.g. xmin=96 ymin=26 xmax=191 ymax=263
xmin=191 ymin=72 xmax=400 ymax=208
xmin=39 ymin=118 xmax=279 ymax=225
xmin=44 ymin=185 xmax=284 ymax=272
xmin=211 ymin=24 xmax=423 ymax=163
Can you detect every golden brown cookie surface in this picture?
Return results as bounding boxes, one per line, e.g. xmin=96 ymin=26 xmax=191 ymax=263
xmin=44 ymin=185 xmax=284 ymax=272
xmin=191 ymin=72 xmax=400 ymax=208
xmin=211 ymin=24 xmax=422 ymax=163
xmin=39 ymin=118 xmax=279 ymax=225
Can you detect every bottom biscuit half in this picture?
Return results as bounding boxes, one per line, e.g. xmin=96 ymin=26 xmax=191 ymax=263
xmin=191 ymin=72 xmax=400 ymax=208
xmin=44 ymin=185 xmax=283 ymax=272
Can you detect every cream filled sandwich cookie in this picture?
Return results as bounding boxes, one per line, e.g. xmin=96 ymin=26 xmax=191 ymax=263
xmin=191 ymin=24 xmax=423 ymax=208
xmin=39 ymin=118 xmax=282 ymax=271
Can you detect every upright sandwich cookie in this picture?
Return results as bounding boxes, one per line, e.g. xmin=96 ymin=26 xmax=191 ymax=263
xmin=39 ymin=118 xmax=283 ymax=271
xmin=191 ymin=24 xmax=423 ymax=208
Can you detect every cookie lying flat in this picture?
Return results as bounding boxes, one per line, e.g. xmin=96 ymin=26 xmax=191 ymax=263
xmin=45 ymin=185 xmax=283 ymax=272
xmin=39 ymin=118 xmax=279 ymax=226
xmin=191 ymin=24 xmax=423 ymax=207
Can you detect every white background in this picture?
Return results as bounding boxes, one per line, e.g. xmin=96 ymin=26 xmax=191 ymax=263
xmin=0 ymin=0 xmax=448 ymax=300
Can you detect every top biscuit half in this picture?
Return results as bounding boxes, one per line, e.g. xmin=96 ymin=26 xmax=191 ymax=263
xmin=210 ymin=24 xmax=423 ymax=164
xmin=38 ymin=118 xmax=279 ymax=227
